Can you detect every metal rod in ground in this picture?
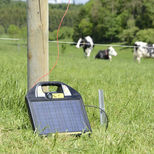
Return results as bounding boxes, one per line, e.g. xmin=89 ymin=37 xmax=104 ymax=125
xmin=98 ymin=89 xmax=105 ymax=125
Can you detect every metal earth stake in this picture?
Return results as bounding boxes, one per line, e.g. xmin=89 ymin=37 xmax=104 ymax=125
xmin=98 ymin=89 xmax=105 ymax=125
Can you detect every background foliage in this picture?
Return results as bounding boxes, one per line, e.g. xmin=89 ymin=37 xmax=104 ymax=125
xmin=73 ymin=0 xmax=154 ymax=44
xmin=0 ymin=0 xmax=78 ymax=40
xmin=0 ymin=0 xmax=154 ymax=44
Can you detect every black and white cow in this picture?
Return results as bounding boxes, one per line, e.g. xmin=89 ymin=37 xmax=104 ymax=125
xmin=95 ymin=46 xmax=117 ymax=61
xmin=76 ymin=36 xmax=94 ymax=57
xmin=134 ymin=41 xmax=154 ymax=63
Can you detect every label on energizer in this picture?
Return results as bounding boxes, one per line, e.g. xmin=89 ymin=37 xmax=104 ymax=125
xmin=52 ymin=93 xmax=64 ymax=99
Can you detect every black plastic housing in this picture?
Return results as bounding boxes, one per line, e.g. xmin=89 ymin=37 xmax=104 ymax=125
xmin=25 ymin=81 xmax=91 ymax=135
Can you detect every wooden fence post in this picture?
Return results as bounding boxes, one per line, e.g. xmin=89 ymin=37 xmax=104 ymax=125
xmin=27 ymin=0 xmax=49 ymax=90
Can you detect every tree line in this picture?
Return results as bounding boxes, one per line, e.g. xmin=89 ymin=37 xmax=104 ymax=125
xmin=0 ymin=0 xmax=80 ymax=40
xmin=0 ymin=0 xmax=153 ymax=44
xmin=73 ymin=0 xmax=154 ymax=44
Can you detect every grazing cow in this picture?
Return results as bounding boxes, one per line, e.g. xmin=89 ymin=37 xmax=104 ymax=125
xmin=134 ymin=41 xmax=147 ymax=52
xmin=76 ymin=36 xmax=94 ymax=57
xmin=134 ymin=41 xmax=154 ymax=63
xmin=95 ymin=46 xmax=117 ymax=61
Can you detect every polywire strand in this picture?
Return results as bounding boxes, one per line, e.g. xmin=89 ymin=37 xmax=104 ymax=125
xmin=1 ymin=38 xmax=154 ymax=49
xmin=49 ymin=41 xmax=154 ymax=48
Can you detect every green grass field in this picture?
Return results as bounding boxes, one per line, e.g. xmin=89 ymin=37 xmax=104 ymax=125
xmin=0 ymin=39 xmax=153 ymax=153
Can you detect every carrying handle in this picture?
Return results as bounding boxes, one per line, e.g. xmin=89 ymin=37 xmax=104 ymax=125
xmin=35 ymin=81 xmax=72 ymax=98
xmin=36 ymin=81 xmax=63 ymax=88
xmin=27 ymin=81 xmax=80 ymax=99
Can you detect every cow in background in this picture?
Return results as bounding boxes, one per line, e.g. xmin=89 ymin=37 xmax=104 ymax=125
xmin=76 ymin=36 xmax=94 ymax=57
xmin=134 ymin=41 xmax=154 ymax=63
xmin=95 ymin=46 xmax=117 ymax=61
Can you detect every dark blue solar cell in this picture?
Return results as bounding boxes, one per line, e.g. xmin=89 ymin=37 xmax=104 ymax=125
xmin=30 ymin=100 xmax=90 ymax=135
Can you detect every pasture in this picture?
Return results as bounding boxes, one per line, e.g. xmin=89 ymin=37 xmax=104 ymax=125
xmin=0 ymin=39 xmax=153 ymax=153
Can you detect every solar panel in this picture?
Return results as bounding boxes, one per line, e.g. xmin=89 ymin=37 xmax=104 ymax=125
xmin=25 ymin=81 xmax=91 ymax=135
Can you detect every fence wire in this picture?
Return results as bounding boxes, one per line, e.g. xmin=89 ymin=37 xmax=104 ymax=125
xmin=0 ymin=37 xmax=154 ymax=49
